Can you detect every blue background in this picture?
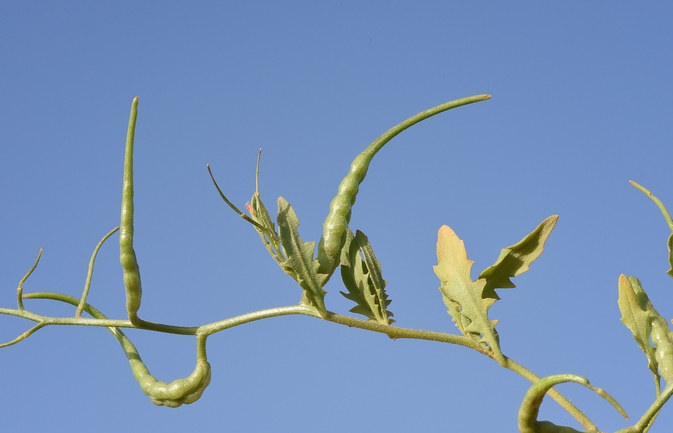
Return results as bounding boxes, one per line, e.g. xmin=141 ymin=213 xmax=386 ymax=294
xmin=1 ymin=2 xmax=672 ymax=432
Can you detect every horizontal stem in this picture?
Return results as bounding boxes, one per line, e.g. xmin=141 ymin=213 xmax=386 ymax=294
xmin=4 ymin=292 xmax=592 ymax=427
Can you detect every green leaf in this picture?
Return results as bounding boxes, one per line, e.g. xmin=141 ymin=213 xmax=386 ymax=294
xmin=618 ymin=275 xmax=662 ymax=389
xmin=433 ymin=225 xmax=504 ymax=365
xmin=276 ymin=197 xmax=328 ymax=316
xmin=478 ymin=215 xmax=558 ymax=300
xmin=249 ymin=192 xmax=286 ymax=266
xmin=340 ymin=229 xmax=394 ymax=325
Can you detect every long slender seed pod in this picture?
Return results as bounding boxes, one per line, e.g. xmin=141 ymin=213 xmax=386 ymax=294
xmin=317 ymin=94 xmax=491 ymax=276
xmin=120 ymin=97 xmax=143 ymax=323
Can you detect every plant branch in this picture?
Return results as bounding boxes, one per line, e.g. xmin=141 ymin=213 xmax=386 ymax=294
xmin=2 ymin=291 xmax=595 ymax=427
xmin=76 ymin=226 xmax=119 ymax=317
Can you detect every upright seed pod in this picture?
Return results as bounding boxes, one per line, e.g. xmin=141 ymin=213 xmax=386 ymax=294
xmin=119 ymin=96 xmax=143 ymax=323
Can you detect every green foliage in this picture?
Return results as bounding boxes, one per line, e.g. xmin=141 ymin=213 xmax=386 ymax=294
xmin=433 ymin=217 xmax=557 ymax=366
xmin=434 ymin=224 xmax=504 ymax=364
xmin=3 ymin=95 xmax=673 ymax=432
xmin=276 ymin=197 xmax=328 ymax=315
xmin=618 ymin=275 xmax=662 ymax=388
xmin=340 ymin=229 xmax=394 ymax=325
xmin=479 ymin=215 xmax=558 ymax=299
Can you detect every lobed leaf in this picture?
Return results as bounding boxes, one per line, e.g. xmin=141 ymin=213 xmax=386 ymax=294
xmin=249 ymin=192 xmax=286 ymax=266
xmin=618 ymin=275 xmax=666 ymax=390
xmin=478 ymin=215 xmax=558 ymax=300
xmin=434 ymin=225 xmax=504 ymax=365
xmin=340 ymin=229 xmax=394 ymax=325
xmin=276 ymin=197 xmax=328 ymax=316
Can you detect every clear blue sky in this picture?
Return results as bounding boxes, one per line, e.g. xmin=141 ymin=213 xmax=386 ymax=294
xmin=1 ymin=2 xmax=672 ymax=432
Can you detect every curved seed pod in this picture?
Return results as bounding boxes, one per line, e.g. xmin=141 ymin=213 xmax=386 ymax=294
xmin=39 ymin=291 xmax=213 ymax=407
xmin=651 ymin=320 xmax=673 ymax=383
xmin=317 ymin=94 xmax=491 ymax=277
xmin=132 ymin=359 xmax=212 ymax=408
xmin=109 ymin=315 xmax=212 ymax=407
xmin=518 ymin=374 xmax=627 ymax=433
xmin=120 ymin=96 xmax=143 ymax=322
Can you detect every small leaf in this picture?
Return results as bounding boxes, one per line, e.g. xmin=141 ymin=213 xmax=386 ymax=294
xmin=340 ymin=229 xmax=394 ymax=325
xmin=276 ymin=197 xmax=328 ymax=316
xmin=618 ymin=275 xmax=666 ymax=390
xmin=434 ymin=225 xmax=504 ymax=365
xmin=478 ymin=215 xmax=558 ymax=299
xmin=249 ymin=192 xmax=286 ymax=266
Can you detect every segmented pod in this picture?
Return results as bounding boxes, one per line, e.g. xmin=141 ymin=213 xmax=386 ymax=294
xmin=318 ymin=153 xmax=370 ymax=274
xmin=132 ymin=359 xmax=212 ymax=408
xmin=651 ymin=320 xmax=673 ymax=383
xmin=317 ymin=94 xmax=491 ymax=276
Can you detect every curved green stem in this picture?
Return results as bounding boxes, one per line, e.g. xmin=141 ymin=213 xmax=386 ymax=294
xmin=504 ymin=360 xmax=600 ymax=431
xmin=5 ymin=292 xmax=591 ymax=424
xmin=207 ymin=163 xmax=262 ymax=229
xmin=630 ymin=180 xmax=673 ymax=232
xmin=317 ymin=94 xmax=492 ymax=277
xmin=626 ymin=382 xmax=673 ymax=432
xmin=0 ymin=322 xmax=46 ymax=348
xmin=76 ymin=226 xmax=119 ymax=317
xmin=17 ymin=248 xmax=43 ymax=310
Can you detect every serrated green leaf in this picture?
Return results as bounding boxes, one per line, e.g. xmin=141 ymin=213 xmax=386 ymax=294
xmin=433 ymin=225 xmax=504 ymax=365
xmin=618 ymin=274 xmax=661 ymax=388
xmin=478 ymin=215 xmax=558 ymax=300
xmin=339 ymin=229 xmax=394 ymax=325
xmin=249 ymin=192 xmax=286 ymax=266
xmin=276 ymin=197 xmax=328 ymax=316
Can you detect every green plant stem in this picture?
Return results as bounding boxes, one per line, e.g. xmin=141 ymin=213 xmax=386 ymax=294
xmin=0 ymin=323 xmax=46 ymax=348
xmin=630 ymin=180 xmax=673 ymax=232
xmin=206 ymin=164 xmax=262 ymax=229
xmin=624 ymin=382 xmax=673 ymax=432
xmin=4 ymin=292 xmax=592 ymax=427
xmin=76 ymin=226 xmax=119 ymax=317
xmin=504 ymin=358 xmax=599 ymax=431
xmin=16 ymin=248 xmax=43 ymax=310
